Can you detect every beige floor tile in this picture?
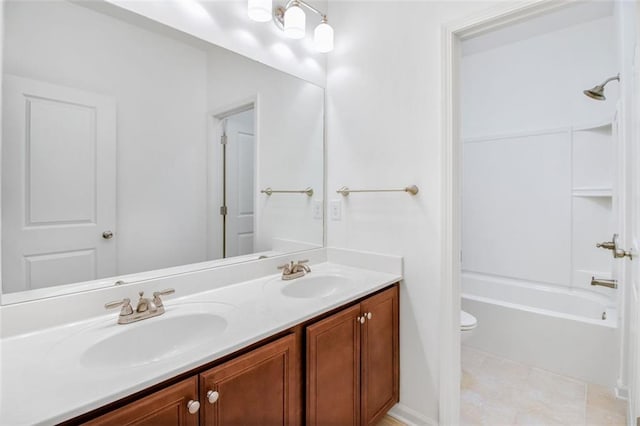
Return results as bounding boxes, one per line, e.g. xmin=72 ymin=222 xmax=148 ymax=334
xmin=462 ymin=346 xmax=489 ymax=374
xmin=460 ymin=351 xmax=630 ymax=426
xmin=377 ymin=415 xmax=406 ymax=426
xmin=526 ymin=368 xmax=587 ymax=403
xmin=585 ymin=384 xmax=626 ymax=426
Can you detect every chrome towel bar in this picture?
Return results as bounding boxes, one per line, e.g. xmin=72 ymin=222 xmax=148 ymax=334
xmin=261 ymin=187 xmax=314 ymax=196
xmin=336 ymin=185 xmax=419 ymax=196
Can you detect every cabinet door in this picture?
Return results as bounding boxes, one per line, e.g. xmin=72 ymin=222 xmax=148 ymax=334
xmin=360 ymin=286 xmax=399 ymax=425
xmin=306 ymin=304 xmax=362 ymax=426
xmin=200 ymin=334 xmax=298 ymax=426
xmin=83 ymin=377 xmax=199 ymax=426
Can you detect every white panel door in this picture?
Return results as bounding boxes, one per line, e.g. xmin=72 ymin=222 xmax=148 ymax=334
xmin=225 ymin=110 xmax=255 ymax=257
xmin=2 ymin=75 xmax=116 ymax=293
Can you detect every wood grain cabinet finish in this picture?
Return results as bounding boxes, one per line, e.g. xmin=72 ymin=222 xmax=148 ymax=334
xmin=306 ymin=304 xmax=362 ymax=425
xmin=199 ymin=334 xmax=299 ymax=426
xmin=361 ymin=286 xmax=399 ymax=425
xmin=83 ymin=377 xmax=199 ymax=426
xmin=306 ymin=286 xmax=399 ymax=426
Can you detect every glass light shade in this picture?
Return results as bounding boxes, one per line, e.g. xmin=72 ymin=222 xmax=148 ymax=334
xmin=314 ymin=21 xmax=334 ymax=53
xmin=284 ymin=4 xmax=305 ymax=39
xmin=248 ymin=0 xmax=272 ymax=22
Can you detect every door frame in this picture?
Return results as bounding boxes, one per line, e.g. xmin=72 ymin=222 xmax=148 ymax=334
xmin=208 ymin=97 xmax=258 ymax=260
xmin=440 ymin=1 xmax=579 ymax=424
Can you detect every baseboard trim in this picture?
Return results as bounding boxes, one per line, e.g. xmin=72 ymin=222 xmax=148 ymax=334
xmin=388 ymin=403 xmax=437 ymax=426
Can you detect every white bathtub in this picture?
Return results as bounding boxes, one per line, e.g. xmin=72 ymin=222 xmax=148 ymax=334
xmin=462 ymin=272 xmax=619 ymax=387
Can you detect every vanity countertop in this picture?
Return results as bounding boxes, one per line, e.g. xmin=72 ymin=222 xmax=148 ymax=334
xmin=0 ymin=261 xmax=401 ymax=425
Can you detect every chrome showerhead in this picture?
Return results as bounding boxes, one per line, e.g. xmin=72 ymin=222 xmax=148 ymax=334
xmin=583 ymin=74 xmax=620 ymax=101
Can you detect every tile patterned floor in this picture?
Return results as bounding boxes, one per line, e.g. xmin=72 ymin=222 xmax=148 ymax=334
xmin=461 ymin=346 xmax=627 ymax=426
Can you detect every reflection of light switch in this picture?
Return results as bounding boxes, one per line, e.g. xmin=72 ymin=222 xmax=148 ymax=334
xmin=330 ymin=199 xmax=341 ymax=221
xmin=313 ymin=200 xmax=323 ymax=220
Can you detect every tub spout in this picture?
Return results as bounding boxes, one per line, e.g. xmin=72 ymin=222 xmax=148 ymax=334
xmin=591 ymin=276 xmax=618 ymax=289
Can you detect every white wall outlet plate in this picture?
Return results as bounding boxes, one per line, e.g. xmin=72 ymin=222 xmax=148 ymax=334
xmin=330 ymin=199 xmax=341 ymax=221
xmin=312 ymin=200 xmax=323 ymax=220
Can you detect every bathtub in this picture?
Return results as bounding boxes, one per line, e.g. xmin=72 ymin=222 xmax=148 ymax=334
xmin=461 ymin=272 xmax=619 ymax=387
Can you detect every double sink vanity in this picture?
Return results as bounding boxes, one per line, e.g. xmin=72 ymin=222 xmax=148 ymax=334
xmin=0 ymin=249 xmax=402 ymax=425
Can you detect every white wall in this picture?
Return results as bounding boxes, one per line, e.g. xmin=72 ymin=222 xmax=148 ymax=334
xmin=3 ymin=0 xmax=210 ymax=275
xmin=325 ymin=2 xmax=502 ymax=423
xmin=102 ymin=0 xmax=328 ymax=87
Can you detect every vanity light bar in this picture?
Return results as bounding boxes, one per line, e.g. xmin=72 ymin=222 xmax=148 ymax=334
xmin=261 ymin=187 xmax=314 ymax=196
xmin=247 ymin=0 xmax=334 ymax=53
xmin=336 ymin=185 xmax=420 ymax=196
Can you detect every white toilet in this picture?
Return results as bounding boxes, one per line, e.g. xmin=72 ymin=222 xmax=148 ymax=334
xmin=460 ymin=310 xmax=478 ymax=342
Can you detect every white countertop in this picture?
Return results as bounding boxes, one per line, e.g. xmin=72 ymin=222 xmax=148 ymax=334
xmin=0 ymin=261 xmax=401 ymax=425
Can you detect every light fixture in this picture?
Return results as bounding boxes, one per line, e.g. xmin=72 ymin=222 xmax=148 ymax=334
xmin=248 ymin=0 xmax=272 ymax=22
xmin=284 ymin=1 xmax=305 ymax=39
xmin=314 ymin=16 xmax=333 ymax=53
xmin=250 ymin=0 xmax=334 ymax=53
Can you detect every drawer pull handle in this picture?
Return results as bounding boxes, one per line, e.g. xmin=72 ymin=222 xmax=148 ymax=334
xmin=207 ymin=390 xmax=220 ymax=404
xmin=187 ymin=400 xmax=200 ymax=414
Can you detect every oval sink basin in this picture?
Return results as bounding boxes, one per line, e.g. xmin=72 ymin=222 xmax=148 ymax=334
xmin=81 ymin=310 xmax=227 ymax=369
xmin=280 ymin=274 xmax=354 ymax=299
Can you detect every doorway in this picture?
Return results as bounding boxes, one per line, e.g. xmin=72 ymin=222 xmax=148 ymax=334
xmin=209 ymin=104 xmax=256 ymax=260
xmin=441 ymin=1 xmax=639 ymax=424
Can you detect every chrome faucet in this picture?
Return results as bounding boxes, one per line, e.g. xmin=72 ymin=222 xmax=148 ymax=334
xmin=278 ymin=260 xmax=311 ymax=280
xmin=105 ymin=288 xmax=175 ymax=324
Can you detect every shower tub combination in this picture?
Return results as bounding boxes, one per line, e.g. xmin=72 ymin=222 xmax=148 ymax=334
xmin=461 ymin=272 xmax=618 ymax=387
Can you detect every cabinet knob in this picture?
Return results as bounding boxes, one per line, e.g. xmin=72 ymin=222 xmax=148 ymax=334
xmin=187 ymin=400 xmax=200 ymax=414
xmin=366 ymin=312 xmax=372 ymax=320
xmin=359 ymin=316 xmax=366 ymax=324
xmin=207 ymin=390 xmax=220 ymax=404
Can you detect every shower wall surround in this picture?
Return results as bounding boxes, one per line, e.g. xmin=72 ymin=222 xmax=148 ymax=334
xmin=461 ymin=14 xmax=618 ymax=301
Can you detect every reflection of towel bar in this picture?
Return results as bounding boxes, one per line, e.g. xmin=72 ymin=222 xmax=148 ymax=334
xmin=261 ymin=187 xmax=314 ymax=197
xmin=336 ymin=185 xmax=419 ymax=196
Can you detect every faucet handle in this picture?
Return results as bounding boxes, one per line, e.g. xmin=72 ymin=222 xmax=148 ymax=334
xmin=105 ymin=298 xmax=133 ymax=316
xmin=153 ymin=288 xmax=175 ymax=307
xmin=296 ymin=259 xmax=309 ymax=264
xmin=277 ymin=263 xmax=291 ymax=270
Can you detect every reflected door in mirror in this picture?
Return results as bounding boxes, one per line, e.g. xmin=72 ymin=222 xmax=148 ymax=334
xmin=2 ymin=76 xmax=116 ymax=293
xmin=224 ymin=109 xmax=255 ymax=258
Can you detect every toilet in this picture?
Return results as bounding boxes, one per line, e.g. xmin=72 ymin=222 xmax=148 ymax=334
xmin=460 ymin=310 xmax=477 ymax=342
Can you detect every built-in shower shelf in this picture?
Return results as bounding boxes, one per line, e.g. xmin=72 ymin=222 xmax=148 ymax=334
xmin=572 ymin=187 xmax=612 ymax=198
xmin=573 ymin=119 xmax=613 ymax=132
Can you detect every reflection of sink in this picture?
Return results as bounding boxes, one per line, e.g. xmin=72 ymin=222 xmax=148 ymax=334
xmin=281 ymin=274 xmax=354 ymax=299
xmin=81 ymin=307 xmax=228 ymax=369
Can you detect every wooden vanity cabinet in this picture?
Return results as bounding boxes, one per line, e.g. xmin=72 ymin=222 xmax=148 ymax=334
xmin=83 ymin=377 xmax=199 ymax=426
xmin=306 ymin=286 xmax=399 ymax=426
xmin=74 ymin=284 xmax=398 ymax=426
xmin=199 ymin=334 xmax=299 ymax=426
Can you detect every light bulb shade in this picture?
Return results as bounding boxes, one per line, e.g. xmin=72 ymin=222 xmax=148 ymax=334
xmin=248 ymin=0 xmax=272 ymax=22
xmin=314 ymin=21 xmax=334 ymax=52
xmin=284 ymin=4 xmax=305 ymax=39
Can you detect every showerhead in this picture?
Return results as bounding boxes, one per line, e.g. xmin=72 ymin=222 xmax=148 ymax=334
xmin=583 ymin=74 xmax=620 ymax=101
xmin=583 ymin=85 xmax=606 ymax=101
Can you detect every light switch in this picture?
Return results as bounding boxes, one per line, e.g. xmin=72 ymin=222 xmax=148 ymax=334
xmin=312 ymin=200 xmax=323 ymax=220
xmin=330 ymin=199 xmax=341 ymax=221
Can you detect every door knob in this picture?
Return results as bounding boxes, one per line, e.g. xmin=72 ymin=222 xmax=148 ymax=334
xmin=207 ymin=390 xmax=219 ymax=404
xmin=102 ymin=231 xmax=114 ymax=240
xmin=187 ymin=400 xmax=200 ymax=414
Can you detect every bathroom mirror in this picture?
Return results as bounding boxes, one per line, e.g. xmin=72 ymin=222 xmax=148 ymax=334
xmin=0 ymin=0 xmax=324 ymax=304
